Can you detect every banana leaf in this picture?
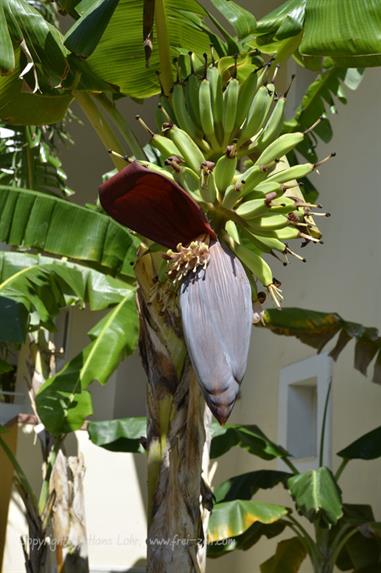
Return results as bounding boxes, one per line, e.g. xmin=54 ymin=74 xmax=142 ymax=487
xmin=260 ymin=537 xmax=307 ymax=573
xmin=36 ymin=295 xmax=139 ymax=434
xmin=288 ymin=467 xmax=343 ymax=526
xmin=0 ymin=0 xmax=67 ymax=83
xmin=0 ymin=185 xmax=139 ymax=279
xmin=207 ymin=499 xmax=288 ymax=543
xmin=64 ymin=0 xmax=224 ymax=98
xmin=256 ymin=0 xmax=381 ymax=68
xmin=0 ymin=251 xmax=135 ymax=341
xmin=260 ymin=307 xmax=381 ymax=385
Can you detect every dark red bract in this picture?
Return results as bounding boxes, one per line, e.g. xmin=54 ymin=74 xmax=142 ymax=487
xmin=99 ymin=161 xmax=216 ymax=249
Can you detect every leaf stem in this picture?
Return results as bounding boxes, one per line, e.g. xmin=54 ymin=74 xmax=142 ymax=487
xmin=74 ymin=91 xmax=126 ymax=171
xmin=319 ymin=377 xmax=332 ymax=467
xmin=282 ymin=456 xmax=300 ymax=474
xmin=94 ymin=94 xmax=146 ymax=160
xmin=335 ymin=458 xmax=349 ymax=481
xmin=154 ymin=0 xmax=173 ymax=96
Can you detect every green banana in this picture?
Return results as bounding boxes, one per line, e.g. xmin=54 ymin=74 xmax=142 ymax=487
xmin=150 ymin=134 xmax=183 ymax=160
xmin=171 ymin=83 xmax=200 ymax=138
xmin=235 ymin=66 xmax=268 ymax=132
xmin=247 ymin=214 xmax=290 ymax=233
xmin=235 ymin=70 xmax=259 ymax=132
xmin=265 ymin=162 xmax=314 ymax=184
xmin=167 ymin=125 xmax=205 ymax=173
xmin=238 ymin=84 xmax=274 ymax=145
xmin=236 ymin=198 xmax=268 ymax=220
xmin=237 ymin=164 xmax=272 ymax=196
xmin=207 ymin=66 xmax=224 ymax=142
xmin=222 ymin=78 xmax=240 ymax=145
xmin=235 ymin=243 xmax=273 ymax=287
xmin=271 ymin=226 xmax=300 ymax=240
xmin=200 ymin=170 xmax=218 ymax=203
xmin=185 ymin=73 xmax=202 ymax=129
xmin=259 ymin=95 xmax=286 ymax=147
xmin=221 ymin=184 xmax=240 ymax=209
xmin=255 ymin=132 xmax=304 ymax=166
xmin=176 ymin=166 xmax=202 ymax=200
xmin=214 ymin=151 xmax=237 ymax=195
xmin=225 ymin=219 xmax=240 ymax=244
xmin=248 ymin=234 xmax=287 ymax=254
xmin=137 ymin=161 xmax=175 ymax=180
xmin=199 ymin=79 xmax=219 ymax=149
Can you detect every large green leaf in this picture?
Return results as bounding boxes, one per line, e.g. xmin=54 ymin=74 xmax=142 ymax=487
xmin=285 ymin=67 xmax=363 ymax=163
xmin=65 ymin=0 xmax=223 ymax=97
xmin=0 ymin=63 xmax=72 ymax=126
xmin=0 ymin=251 xmax=134 ymax=340
xmin=299 ymin=0 xmax=381 ymax=67
xmin=0 ymin=0 xmax=67 ymax=85
xmin=88 ymin=416 xmax=146 ymax=453
xmin=337 ymin=426 xmax=381 ymax=461
xmin=64 ymin=0 xmax=120 ymax=58
xmin=214 ymin=470 xmax=291 ymax=503
xmin=257 ymin=0 xmax=381 ymax=68
xmin=0 ymin=185 xmax=138 ymax=279
xmin=260 ymin=537 xmax=307 ymax=573
xmin=207 ymin=499 xmax=288 ymax=543
xmin=36 ymin=294 xmax=139 ymax=434
xmin=208 ymin=520 xmax=287 ymax=558
xmin=207 ymin=0 xmax=256 ymax=41
xmin=288 ymin=467 xmax=343 ymax=526
xmin=210 ymin=422 xmax=290 ymax=460
xmin=260 ymin=307 xmax=381 ymax=385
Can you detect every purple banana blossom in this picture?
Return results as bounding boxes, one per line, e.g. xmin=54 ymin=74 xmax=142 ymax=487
xmin=99 ymin=162 xmax=252 ymax=424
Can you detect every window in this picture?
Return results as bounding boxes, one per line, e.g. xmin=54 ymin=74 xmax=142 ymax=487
xmin=278 ymin=354 xmax=333 ymax=472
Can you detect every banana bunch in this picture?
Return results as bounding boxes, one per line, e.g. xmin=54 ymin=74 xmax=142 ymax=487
xmin=135 ymin=56 xmax=331 ymax=308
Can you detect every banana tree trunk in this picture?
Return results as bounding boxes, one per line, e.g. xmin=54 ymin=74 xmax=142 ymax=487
xmin=136 ymin=253 xmax=212 ymax=573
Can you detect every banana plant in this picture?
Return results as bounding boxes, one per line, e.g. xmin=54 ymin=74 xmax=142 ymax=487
xmin=0 ymin=0 xmax=377 ymax=572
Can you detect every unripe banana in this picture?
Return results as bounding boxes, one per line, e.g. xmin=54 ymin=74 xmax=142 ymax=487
xmin=214 ymin=151 xmax=237 ymax=195
xmin=222 ymin=78 xmax=240 ymax=145
xmin=151 ymin=134 xmax=183 ymax=160
xmin=236 ymin=198 xmax=268 ymax=220
xmin=136 ymin=161 xmax=175 ymax=180
xmin=171 ymin=83 xmax=200 ymax=139
xmin=237 ymin=164 xmax=272 ymax=196
xmin=225 ymin=219 xmax=240 ymax=244
xmin=238 ymin=84 xmax=274 ymax=145
xmin=221 ymin=184 xmax=240 ymax=209
xmin=259 ymin=96 xmax=286 ymax=147
xmin=266 ymin=162 xmax=314 ymax=184
xmin=235 ymin=66 xmax=268 ymax=131
xmin=248 ymin=234 xmax=287 ymax=254
xmin=167 ymin=125 xmax=205 ymax=173
xmin=185 ymin=73 xmax=202 ymax=129
xmin=252 ymin=180 xmax=282 ymax=195
xmin=207 ymin=66 xmax=224 ymax=142
xmin=200 ymin=170 xmax=217 ymax=203
xmin=176 ymin=166 xmax=202 ymax=200
xmin=199 ymin=79 xmax=219 ymax=149
xmin=255 ymin=132 xmax=304 ymax=166
xmin=270 ymin=226 xmax=300 ymax=240
xmin=234 ymin=243 xmax=273 ymax=287
xmin=247 ymin=213 xmax=290 ymax=233
xmin=235 ymin=70 xmax=259 ymax=131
